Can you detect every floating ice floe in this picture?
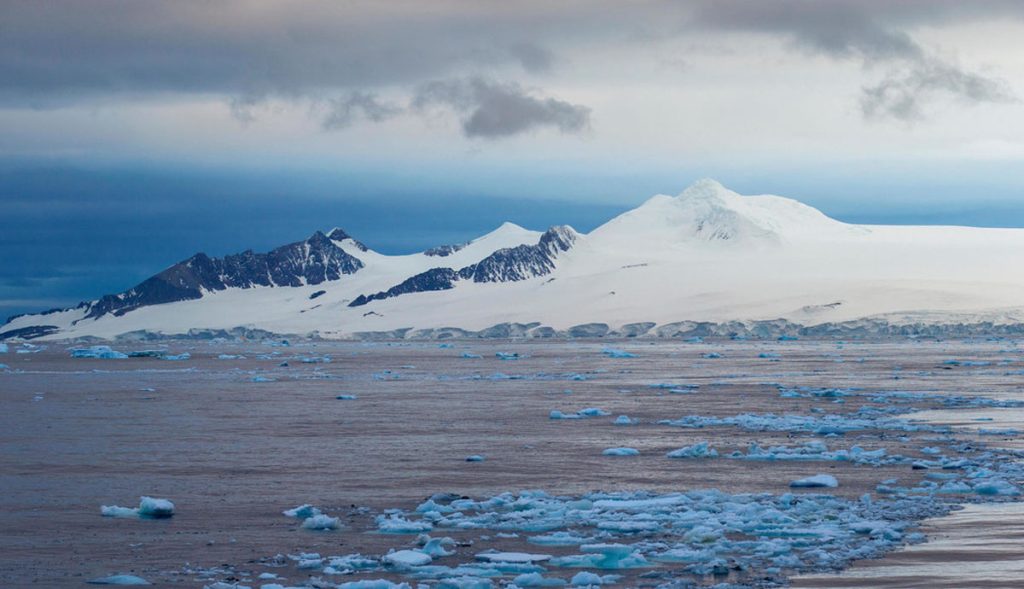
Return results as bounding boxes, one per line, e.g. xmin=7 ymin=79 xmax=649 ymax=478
xmin=461 ymin=352 xmax=483 ymax=359
xmin=466 ymin=455 xmax=486 ymax=462
xmin=71 ymin=346 xmax=128 ymax=359
xmin=86 ymin=574 xmax=151 ymax=585
xmin=666 ymin=442 xmax=719 ymax=459
xmin=601 ymin=348 xmax=636 ymax=358
xmin=476 ymin=551 xmax=552 ymax=564
xmin=612 ymin=415 xmax=636 ymax=426
xmin=733 ymin=441 xmax=896 ymax=466
xmin=419 ymin=535 xmax=456 ymax=557
xmin=550 ymin=544 xmax=649 ymax=569
xmin=550 ymin=408 xmax=609 ymax=420
xmin=377 ymin=514 xmax=434 ymax=534
xmin=338 ymin=581 xmax=411 ymax=589
xmin=251 ymin=375 xmax=276 ymax=382
xmin=511 ymin=572 xmax=567 ymax=587
xmin=302 ymin=514 xmax=341 ymax=530
xmin=283 ymin=504 xmax=321 ymax=518
xmin=790 ymin=474 xmax=839 ymax=488
xmin=570 ymin=571 xmax=620 ymax=586
xmin=383 ymin=549 xmax=433 ymax=568
xmin=335 ymin=394 xmax=358 ymax=400
xmin=496 ymin=352 xmax=520 ymax=361
xmin=101 ymin=496 xmax=175 ymax=519
xmin=602 ymin=448 xmax=639 ymax=457
xmin=0 ymin=343 xmax=7 ymax=353
xmin=161 ymin=352 xmax=190 ymax=361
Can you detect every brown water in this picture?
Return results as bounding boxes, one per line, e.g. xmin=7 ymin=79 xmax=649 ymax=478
xmin=1 ymin=338 xmax=1021 ymax=587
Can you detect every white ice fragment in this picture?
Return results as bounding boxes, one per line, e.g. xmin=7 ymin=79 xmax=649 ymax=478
xmin=282 ymin=504 xmax=321 ymax=519
xmin=602 ymin=447 xmax=639 ymax=456
xmin=86 ymin=575 xmax=151 ymax=585
xmin=476 ymin=551 xmax=552 ymax=564
xmin=466 ymin=455 xmax=486 ymax=462
xmin=383 ymin=549 xmax=433 ymax=567
xmin=301 ymin=514 xmax=341 ymax=530
xmin=790 ymin=474 xmax=839 ymax=488
xmin=101 ymin=496 xmax=175 ymax=519
xmin=512 ymin=572 xmax=567 ymax=587
xmin=612 ymin=415 xmax=636 ymax=425
xmin=666 ymin=442 xmax=718 ymax=459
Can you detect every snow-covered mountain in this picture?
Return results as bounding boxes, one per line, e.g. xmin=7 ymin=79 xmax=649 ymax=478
xmin=5 ymin=179 xmax=1024 ymax=340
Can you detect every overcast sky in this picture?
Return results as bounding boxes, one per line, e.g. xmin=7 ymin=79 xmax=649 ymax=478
xmin=3 ymin=0 xmax=1024 ymax=320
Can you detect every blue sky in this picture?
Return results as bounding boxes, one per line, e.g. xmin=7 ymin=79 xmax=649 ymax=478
xmin=3 ymin=1 xmax=1024 ymax=321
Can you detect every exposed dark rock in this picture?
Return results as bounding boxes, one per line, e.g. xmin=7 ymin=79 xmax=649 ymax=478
xmin=349 ymin=267 xmax=461 ymax=307
xmin=82 ymin=230 xmax=364 ymax=320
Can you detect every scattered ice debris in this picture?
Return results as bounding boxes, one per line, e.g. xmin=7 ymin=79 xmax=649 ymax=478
xmin=512 ymin=572 xmax=567 ymax=587
xmin=602 ymin=448 xmax=639 ymax=457
xmin=612 ymin=415 xmax=637 ymax=426
xmin=601 ymin=348 xmax=636 ymax=358
xmin=570 ymin=571 xmax=620 ymax=586
xmin=337 ymin=581 xmax=410 ymax=589
xmin=302 ymin=514 xmax=341 ymax=530
xmin=161 ymin=352 xmax=191 ymax=361
xmin=101 ymin=496 xmax=175 ymax=519
xmin=666 ymin=442 xmax=719 ymax=459
xmin=476 ymin=551 xmax=552 ymax=564
xmin=466 ymin=455 xmax=486 ymax=462
xmin=551 ymin=544 xmax=649 ymax=569
xmin=383 ymin=549 xmax=433 ymax=567
xmin=251 ymin=375 xmax=276 ymax=383
xmin=86 ymin=574 xmax=151 ymax=585
xmin=702 ymin=352 xmax=722 ymax=359
xmin=461 ymin=352 xmax=483 ymax=359
xmin=659 ymin=412 xmax=944 ymax=435
xmin=71 ymin=346 xmax=128 ymax=359
xmin=283 ymin=504 xmax=322 ymax=519
xmin=790 ymin=474 xmax=839 ymax=488
xmin=734 ymin=441 xmax=896 ymax=466
xmin=218 ymin=354 xmax=243 ymax=360
xmin=528 ymin=531 xmax=594 ymax=546
xmin=335 ymin=394 xmax=358 ymax=400
xmin=496 ymin=352 xmax=520 ymax=361
xmin=550 ymin=408 xmax=610 ymax=420
xmin=419 ymin=535 xmax=456 ymax=557
xmin=300 ymin=356 xmax=331 ymax=364
xmin=377 ymin=514 xmax=434 ymax=534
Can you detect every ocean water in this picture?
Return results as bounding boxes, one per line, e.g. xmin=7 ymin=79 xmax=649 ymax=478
xmin=1 ymin=337 xmax=1021 ymax=587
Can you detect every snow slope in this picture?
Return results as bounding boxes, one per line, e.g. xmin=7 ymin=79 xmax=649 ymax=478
xmin=4 ymin=179 xmax=1024 ymax=340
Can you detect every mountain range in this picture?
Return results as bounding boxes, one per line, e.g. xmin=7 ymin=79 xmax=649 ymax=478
xmin=4 ymin=179 xmax=1024 ymax=340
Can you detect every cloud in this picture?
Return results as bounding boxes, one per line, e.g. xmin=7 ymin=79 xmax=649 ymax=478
xmin=688 ymin=0 xmax=1018 ymax=121
xmin=413 ymin=77 xmax=591 ymax=138
xmin=321 ymin=92 xmax=402 ymax=130
xmin=861 ymin=60 xmax=1018 ymax=121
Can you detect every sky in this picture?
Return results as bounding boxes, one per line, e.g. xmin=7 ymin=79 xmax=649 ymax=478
xmin=3 ymin=0 xmax=1024 ymax=321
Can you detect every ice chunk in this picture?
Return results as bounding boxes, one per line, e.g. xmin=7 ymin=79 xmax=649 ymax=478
xmin=335 ymin=394 xmax=358 ymax=400
xmin=601 ymin=348 xmax=636 ymax=358
xmin=101 ymin=496 xmax=175 ymax=519
xmin=552 ymin=544 xmax=649 ymax=569
xmin=383 ymin=549 xmax=433 ymax=567
xmin=461 ymin=352 xmax=482 ymax=359
xmin=338 ymin=581 xmax=411 ymax=589
xmin=420 ymin=535 xmax=456 ymax=557
xmin=70 ymin=346 xmax=128 ymax=359
xmin=602 ymin=448 xmax=639 ymax=457
xmin=666 ymin=442 xmax=718 ymax=459
xmin=550 ymin=408 xmax=610 ymax=420
xmin=512 ymin=572 xmax=567 ymax=587
xmin=612 ymin=415 xmax=636 ymax=426
xmin=86 ymin=575 xmax=151 ymax=585
xmin=283 ymin=504 xmax=321 ymax=519
xmin=476 ymin=551 xmax=552 ymax=564
xmin=495 ymin=352 xmax=520 ymax=360
xmin=251 ymin=375 xmax=276 ymax=382
xmin=790 ymin=474 xmax=839 ymax=488
xmin=465 ymin=455 xmax=486 ymax=462
xmin=377 ymin=514 xmax=433 ymax=533
xmin=301 ymin=514 xmax=341 ymax=530
xmin=0 ymin=343 xmax=7 ymax=353
xmin=570 ymin=571 xmax=619 ymax=586
xmin=161 ymin=352 xmax=190 ymax=361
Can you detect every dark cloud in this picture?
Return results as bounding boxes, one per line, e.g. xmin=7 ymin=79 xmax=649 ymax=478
xmin=0 ymin=0 xmax=569 ymax=105
xmin=413 ymin=77 xmax=590 ymax=138
xmin=861 ymin=59 xmax=1017 ymax=121
xmin=320 ymin=92 xmax=402 ymax=130
xmin=688 ymin=0 xmax=1018 ymax=121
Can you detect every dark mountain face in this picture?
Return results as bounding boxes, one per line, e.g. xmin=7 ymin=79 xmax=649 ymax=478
xmin=83 ymin=231 xmax=364 ymax=319
xmin=348 ymin=226 xmax=577 ymax=307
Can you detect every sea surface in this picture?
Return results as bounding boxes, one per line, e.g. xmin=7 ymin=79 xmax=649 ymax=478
xmin=1 ymin=337 xmax=1022 ymax=588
